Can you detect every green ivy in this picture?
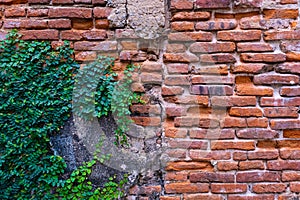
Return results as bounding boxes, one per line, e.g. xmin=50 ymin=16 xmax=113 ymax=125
xmin=0 ymin=30 xmax=135 ymax=199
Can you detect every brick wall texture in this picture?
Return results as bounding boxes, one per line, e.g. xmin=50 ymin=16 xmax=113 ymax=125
xmin=1 ymin=0 xmax=300 ymax=199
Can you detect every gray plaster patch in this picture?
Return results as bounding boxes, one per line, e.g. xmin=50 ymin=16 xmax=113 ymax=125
xmin=108 ymin=0 xmax=166 ymax=39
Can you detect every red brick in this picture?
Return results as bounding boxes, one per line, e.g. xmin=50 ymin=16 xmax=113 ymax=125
xmin=237 ymin=129 xmax=278 ymax=139
xmin=237 ymin=43 xmax=274 ymax=52
xmin=254 ymin=74 xmax=298 ymax=84
xmin=246 ymin=118 xmax=268 ymax=128
xmin=280 ymin=0 xmax=297 ymax=3
xmin=174 ymin=117 xmax=219 ymax=128
xmin=141 ymin=61 xmax=162 ymax=72
xmin=270 ymin=119 xmax=300 ymax=129
xmin=166 ymin=149 xmax=186 ymax=159
xmin=229 ymin=107 xmax=262 ymax=117
xmin=140 ymin=73 xmax=162 ymax=84
xmin=164 ymin=95 xmax=209 ymax=105
xmin=131 ymin=117 xmax=161 ymax=126
xmin=248 ymin=150 xmax=279 ymax=160
xmin=165 ymin=171 xmax=188 ymax=181
xmin=166 ymin=44 xmax=186 ymax=53
xmin=92 ymin=0 xmax=105 ymax=4
xmin=191 ymin=75 xmax=234 ymax=84
xmin=27 ymin=8 xmax=48 ymax=17
xmin=264 ymin=107 xmax=298 ymax=118
xmin=171 ymin=21 xmax=194 ymax=31
xmin=235 ymin=82 xmax=273 ymax=96
xmin=267 ymin=160 xmax=300 ymax=170
xmin=231 ymin=64 xmax=273 ymax=74
xmin=211 ymin=141 xmax=255 ymax=150
xmin=278 ymin=140 xmax=300 ymax=148
xmin=28 ymin=0 xmax=50 ymax=3
xmin=184 ymin=194 xmax=223 ymax=200
xmin=165 ymin=182 xmax=209 ymax=194
xmin=263 ymin=9 xmax=298 ymax=19
xmin=52 ymin=0 xmax=73 ymax=4
xmin=190 ymin=172 xmax=235 ymax=183
xmin=165 ymin=75 xmax=190 ymax=86
xmin=200 ymin=54 xmax=236 ymax=64
xmin=172 ymin=12 xmax=210 ymax=21
xmin=195 ymin=20 xmax=237 ymax=30
xmin=61 ymin=30 xmax=83 ymax=40
xmin=290 ymin=183 xmax=300 ymax=192
xmin=233 ymin=0 xmax=263 ymax=8
xmin=166 ymin=161 xmax=212 ymax=171
xmin=190 ymin=85 xmax=233 ymax=96
xmin=75 ymin=51 xmax=96 ymax=62
xmin=166 ymin=106 xmax=187 ymax=117
xmin=195 ymin=0 xmax=231 ymax=8
xmin=241 ymin=53 xmax=286 ymax=63
xmin=283 ymin=130 xmax=300 ymax=138
xmin=217 ymin=162 xmax=239 ymax=171
xmin=253 ymin=183 xmax=286 ymax=193
xmin=163 ymin=53 xmax=199 ymax=63
xmin=48 ymin=19 xmax=71 ymax=29
xmin=233 ymin=152 xmax=247 ymax=161
xmin=170 ymin=0 xmax=194 ymax=10
xmin=5 ymin=7 xmax=26 ymax=17
xmin=217 ymin=30 xmax=261 ymax=41
xmin=162 ymin=86 xmax=184 ymax=96
xmin=286 ymin=52 xmax=300 ymax=62
xmin=71 ymin=19 xmax=93 ymax=29
xmin=166 ymin=64 xmax=189 ymax=74
xmin=130 ymin=105 xmax=161 ymax=115
xmin=93 ymin=7 xmax=112 ymax=18
xmin=280 ymin=148 xmax=300 ymax=159
xmin=168 ymin=32 xmax=213 ymax=42
xmin=237 ymin=172 xmax=281 ymax=182
xmin=280 ymin=41 xmax=300 ymax=52
xmin=221 ymin=117 xmax=247 ymax=128
xmin=228 ymin=195 xmax=275 ymax=200
xmin=168 ymin=139 xmax=208 ymax=149
xmin=4 ymin=20 xmax=48 ymax=29
xmin=211 ymin=96 xmax=257 ymax=107
xmin=260 ymin=97 xmax=300 ymax=107
xmin=191 ymin=65 xmax=229 ymax=75
xmin=19 ymin=30 xmax=59 ymax=40
xmin=74 ymin=41 xmax=117 ymax=51
xmin=239 ymin=161 xmax=265 ymax=170
xmin=282 ymin=172 xmax=300 ymax=181
xmin=81 ymin=30 xmax=107 ymax=40
xmin=211 ymin=183 xmax=247 ymax=193
xmin=190 ymin=42 xmax=235 ymax=53
xmin=95 ymin=19 xmax=109 ymax=29
xmin=165 ymin=128 xmax=187 ymax=138
xmin=189 ymin=150 xmax=231 ymax=161
xmin=275 ymin=63 xmax=300 ymax=74
xmin=264 ymin=30 xmax=300 ymax=40
xmin=49 ymin=7 xmax=92 ymax=18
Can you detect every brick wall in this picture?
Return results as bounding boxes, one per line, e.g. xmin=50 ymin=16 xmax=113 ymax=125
xmin=1 ymin=0 xmax=300 ymax=199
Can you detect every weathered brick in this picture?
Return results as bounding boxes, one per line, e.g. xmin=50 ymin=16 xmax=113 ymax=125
xmin=166 ymin=44 xmax=187 ymax=53
xmin=5 ymin=7 xmax=26 ymax=17
xmin=237 ymin=43 xmax=274 ymax=52
xmin=231 ymin=64 xmax=273 ymax=74
xmin=168 ymin=32 xmax=213 ymax=42
xmin=190 ymin=172 xmax=235 ymax=183
xmin=28 ymin=0 xmax=50 ymax=3
xmin=233 ymin=152 xmax=247 ymax=161
xmin=166 ymin=64 xmax=189 ymax=74
xmin=95 ymin=19 xmax=109 ymax=29
xmin=120 ymin=51 xmax=147 ymax=61
xmin=191 ymin=65 xmax=228 ymax=75
xmin=211 ymin=141 xmax=255 ymax=150
xmin=170 ymin=0 xmax=194 ymax=10
xmin=239 ymin=16 xmax=290 ymax=30
xmin=290 ymin=183 xmax=300 ymax=192
xmin=239 ymin=161 xmax=265 ymax=170
xmin=280 ymin=148 xmax=300 ymax=159
xmin=81 ymin=30 xmax=107 ymax=40
xmin=263 ymin=9 xmax=298 ymax=19
xmin=253 ymin=183 xmax=286 ymax=193
xmin=191 ymin=75 xmax=234 ymax=84
xmin=195 ymin=20 xmax=237 ymax=31
xmin=228 ymin=195 xmax=275 ymax=200
xmin=217 ymin=162 xmax=239 ymax=171
xmin=237 ymin=129 xmax=278 ymax=139
xmin=130 ymin=105 xmax=161 ymax=115
xmin=165 ymin=75 xmax=190 ymax=86
xmin=27 ymin=9 xmax=48 ymax=17
xmin=211 ymin=183 xmax=247 ymax=193
xmin=166 ymin=106 xmax=187 ymax=117
xmin=283 ymin=130 xmax=300 ymax=138
xmin=229 ymin=107 xmax=263 ymax=117
xmin=165 ymin=182 xmax=209 ymax=194
xmin=52 ymin=0 xmax=73 ymax=4
xmin=195 ymin=0 xmax=231 ymax=8
xmin=248 ymin=150 xmax=279 ymax=160
xmin=48 ymin=19 xmax=71 ymax=29
xmin=267 ymin=160 xmax=300 ymax=170
xmin=174 ymin=117 xmax=219 ymax=128
xmin=164 ymin=95 xmax=209 ymax=105
xmin=275 ymin=62 xmax=300 ymax=74
xmin=140 ymin=72 xmax=162 ymax=84
xmin=74 ymin=41 xmax=117 ymax=51
xmin=211 ymin=96 xmax=257 ymax=107
xmin=49 ymin=7 xmax=92 ymax=18
xmin=236 ymin=172 xmax=281 ymax=182
xmin=19 ymin=30 xmax=59 ymax=40
xmin=254 ymin=74 xmax=299 ymax=85
xmin=72 ymin=19 xmax=93 ymax=29
xmin=165 ymin=128 xmax=188 ymax=138
xmin=282 ymin=172 xmax=300 ymax=181
xmin=233 ymin=0 xmax=262 ymax=8
xmin=166 ymin=149 xmax=187 ymax=159
xmin=235 ymin=78 xmax=274 ymax=96
xmin=271 ymin=119 xmax=300 ymax=129
xmin=200 ymin=54 xmax=236 ymax=64
xmin=189 ymin=129 xmax=235 ymax=139
xmin=184 ymin=194 xmax=224 ymax=200
xmin=241 ymin=53 xmax=286 ymax=63
xmin=171 ymin=22 xmax=194 ymax=31
xmin=260 ymin=97 xmax=300 ymax=106
xmin=172 ymin=12 xmax=210 ymax=21
xmin=247 ymin=118 xmax=268 ymax=128
xmin=190 ymin=85 xmax=233 ymax=96
xmin=222 ymin=117 xmax=245 ymax=128
xmin=75 ymin=51 xmax=96 ymax=62
xmin=165 ymin=171 xmax=188 ymax=181
xmin=217 ymin=30 xmax=261 ymax=41
xmin=190 ymin=42 xmax=235 ymax=53
xmin=190 ymin=150 xmax=231 ymax=161
xmin=264 ymin=30 xmax=300 ymax=40
xmin=61 ymin=30 xmax=83 ymax=40
xmin=131 ymin=116 xmax=161 ymax=126
xmin=286 ymin=52 xmax=300 ymax=62
xmin=263 ymin=107 xmax=298 ymax=118
xmin=162 ymin=86 xmax=184 ymax=96
xmin=163 ymin=53 xmax=199 ymax=63
xmin=280 ymin=0 xmax=297 ymax=3
xmin=93 ymin=7 xmax=112 ymax=18
xmin=166 ymin=161 xmax=212 ymax=171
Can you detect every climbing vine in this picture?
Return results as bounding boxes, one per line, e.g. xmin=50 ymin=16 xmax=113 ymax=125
xmin=0 ymin=30 xmax=136 ymax=199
